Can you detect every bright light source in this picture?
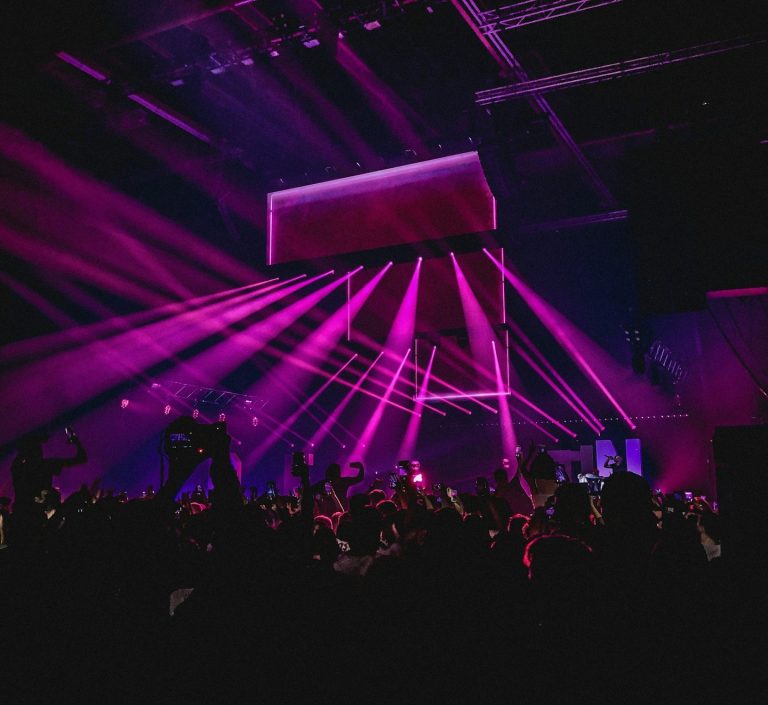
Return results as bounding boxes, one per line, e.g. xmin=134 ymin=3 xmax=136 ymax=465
xmin=363 ymin=20 xmax=381 ymax=31
xmin=120 ymin=399 xmax=130 ymax=409
xmin=269 ymin=49 xmax=280 ymax=58
xmin=170 ymin=78 xmax=185 ymax=87
xmin=164 ymin=404 xmax=172 ymax=415
xmin=412 ymin=472 xmax=424 ymax=484
xmin=240 ymin=57 xmax=254 ymax=66
xmin=302 ymin=37 xmax=320 ymax=48
xmin=218 ymin=412 xmax=226 ymax=422
xmin=252 ymin=416 xmax=259 ymax=427
xmin=192 ymin=409 xmax=200 ymax=419
xmin=210 ymin=66 xmax=226 ymax=75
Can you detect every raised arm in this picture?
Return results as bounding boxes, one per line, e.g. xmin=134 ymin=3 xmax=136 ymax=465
xmin=54 ymin=433 xmax=88 ymax=468
xmin=349 ymin=461 xmax=365 ymax=484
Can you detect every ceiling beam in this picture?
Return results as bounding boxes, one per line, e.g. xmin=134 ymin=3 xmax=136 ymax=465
xmin=477 ymin=35 xmax=767 ymax=104
xmin=478 ymin=0 xmax=622 ymax=35
xmin=452 ymin=0 xmax=619 ymax=208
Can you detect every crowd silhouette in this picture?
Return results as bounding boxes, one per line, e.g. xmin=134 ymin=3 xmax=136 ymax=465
xmin=0 ymin=419 xmax=751 ymax=704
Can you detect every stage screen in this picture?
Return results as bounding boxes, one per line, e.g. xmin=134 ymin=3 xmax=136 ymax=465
xmin=267 ymin=152 xmax=496 ymax=264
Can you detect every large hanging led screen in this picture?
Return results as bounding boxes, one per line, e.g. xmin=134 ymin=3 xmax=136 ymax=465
xmin=267 ymin=152 xmax=496 ymax=264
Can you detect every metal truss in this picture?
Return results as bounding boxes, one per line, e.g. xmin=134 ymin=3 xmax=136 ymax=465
xmin=478 ymin=0 xmax=622 ymax=35
xmin=453 ymin=0 xmax=618 ymax=207
xmin=477 ymin=35 xmax=766 ymax=104
xmin=152 ymin=381 xmax=268 ymax=410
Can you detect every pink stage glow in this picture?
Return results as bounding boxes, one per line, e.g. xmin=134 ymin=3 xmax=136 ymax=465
xmin=268 ymin=152 xmax=495 ymax=264
xmin=510 ymin=340 xmax=603 ymax=434
xmin=398 ymin=345 xmax=438 ymax=460
xmin=348 ymin=350 xmax=446 ymax=417
xmin=451 ymin=251 xmax=510 ymax=393
xmin=0 ymin=128 xmax=262 ymax=305
xmin=0 ymin=275 xmax=324 ymax=444
xmin=484 ymin=249 xmax=637 ymax=431
xmin=249 ymin=356 xmax=359 ymax=459
xmin=507 ymin=402 xmax=560 ymax=443
xmin=143 ymin=272 xmax=335 ymax=389
xmin=506 ymin=317 xmax=604 ymax=432
xmin=508 ymin=386 xmax=577 ymax=438
xmin=244 ymin=262 xmax=392 ymax=456
xmin=309 ymin=352 xmax=384 ymax=447
xmin=383 ymin=259 xmax=422 ymax=354
xmin=1 ymin=277 xmax=285 ymax=366
xmin=348 ymin=348 xmax=414 ymax=462
xmin=491 ymin=340 xmax=518 ymax=457
xmin=245 ymin=264 xmax=388 ymax=417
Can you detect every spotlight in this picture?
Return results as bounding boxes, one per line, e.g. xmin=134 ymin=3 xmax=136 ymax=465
xmin=269 ymin=49 xmax=280 ymax=58
xmin=302 ymin=36 xmax=320 ymax=48
xmin=252 ymin=416 xmax=259 ymax=427
xmin=240 ymin=57 xmax=254 ymax=66
xmin=170 ymin=78 xmax=185 ymax=87
xmin=363 ymin=20 xmax=382 ymax=31
xmin=218 ymin=412 xmax=226 ymax=422
xmin=209 ymin=66 xmax=226 ymax=75
xmin=192 ymin=409 xmax=200 ymax=419
xmin=120 ymin=399 xmax=130 ymax=409
xmin=163 ymin=404 xmax=172 ymax=416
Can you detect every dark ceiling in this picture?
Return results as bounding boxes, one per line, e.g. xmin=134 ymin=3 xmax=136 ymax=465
xmin=2 ymin=0 xmax=766 ymax=269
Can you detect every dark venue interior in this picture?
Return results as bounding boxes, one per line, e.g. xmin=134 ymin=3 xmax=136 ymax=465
xmin=1 ymin=1 xmax=766 ymax=703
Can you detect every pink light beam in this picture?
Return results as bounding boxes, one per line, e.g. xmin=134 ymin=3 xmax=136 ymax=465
xmin=484 ymin=248 xmax=636 ymax=431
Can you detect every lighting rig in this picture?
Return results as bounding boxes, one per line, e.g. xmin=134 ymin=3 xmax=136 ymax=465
xmin=148 ymin=381 xmax=269 ymax=420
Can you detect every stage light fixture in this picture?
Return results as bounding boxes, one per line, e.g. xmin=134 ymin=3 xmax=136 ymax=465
xmin=218 ymin=413 xmax=226 ymax=422
xmin=252 ymin=416 xmax=259 ymax=427
xmin=192 ymin=409 xmax=200 ymax=419
xmin=363 ymin=20 xmax=382 ymax=31
xmin=120 ymin=399 xmax=130 ymax=409
xmin=164 ymin=404 xmax=172 ymax=415
xmin=302 ymin=36 xmax=320 ymax=48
